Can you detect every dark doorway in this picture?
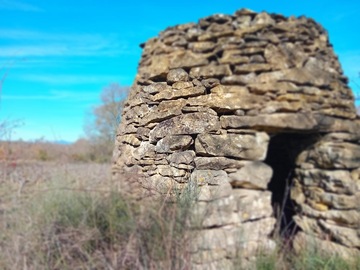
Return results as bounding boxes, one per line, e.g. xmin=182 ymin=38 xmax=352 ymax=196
xmin=264 ymin=133 xmax=317 ymax=237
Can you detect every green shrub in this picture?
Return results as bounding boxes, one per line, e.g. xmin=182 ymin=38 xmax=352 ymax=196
xmin=37 ymin=149 xmax=50 ymax=161
xmin=291 ymin=249 xmax=356 ymax=270
xmin=30 ymin=188 xmax=137 ymax=268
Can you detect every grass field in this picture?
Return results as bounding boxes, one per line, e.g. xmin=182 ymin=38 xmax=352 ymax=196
xmin=0 ymin=161 xmax=359 ymax=269
xmin=0 ymin=161 xmax=194 ymax=269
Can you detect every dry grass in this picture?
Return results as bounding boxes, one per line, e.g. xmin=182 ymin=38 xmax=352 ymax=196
xmin=0 ymin=161 xmax=113 ymax=269
xmin=0 ymin=161 xmax=359 ymax=269
xmin=0 ymin=161 xmax=196 ymax=270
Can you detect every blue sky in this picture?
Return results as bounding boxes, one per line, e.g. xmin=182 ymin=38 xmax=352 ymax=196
xmin=0 ymin=0 xmax=359 ymax=142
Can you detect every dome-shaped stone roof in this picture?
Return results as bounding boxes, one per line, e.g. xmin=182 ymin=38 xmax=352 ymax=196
xmin=113 ymin=8 xmax=360 ymax=268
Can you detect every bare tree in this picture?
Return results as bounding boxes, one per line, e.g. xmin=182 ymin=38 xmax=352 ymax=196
xmin=84 ymin=83 xmax=129 ymax=162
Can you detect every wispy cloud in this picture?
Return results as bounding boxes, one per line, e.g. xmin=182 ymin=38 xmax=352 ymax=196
xmin=19 ymin=74 xmax=126 ymax=85
xmin=0 ymin=29 xmax=136 ymax=58
xmin=3 ymin=89 xmax=99 ymax=101
xmin=0 ymin=29 xmax=114 ymax=42
xmin=0 ymin=44 xmax=129 ymax=57
xmin=0 ymin=58 xmax=98 ymax=69
xmin=332 ymin=11 xmax=357 ymax=22
xmin=0 ymin=0 xmax=43 ymax=12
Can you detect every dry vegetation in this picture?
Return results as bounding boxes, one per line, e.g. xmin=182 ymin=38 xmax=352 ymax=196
xmin=0 ymin=132 xmax=196 ymax=269
xmin=0 ymin=138 xmax=112 ymax=163
xmin=0 ymin=158 xmax=196 ymax=269
xmin=1 ymin=143 xmax=360 ymax=269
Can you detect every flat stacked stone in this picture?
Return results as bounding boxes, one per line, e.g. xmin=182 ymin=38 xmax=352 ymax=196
xmin=113 ymin=8 xmax=360 ymax=268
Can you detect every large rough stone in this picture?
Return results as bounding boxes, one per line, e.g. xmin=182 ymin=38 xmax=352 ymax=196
xmin=149 ymin=112 xmax=220 ymax=142
xmin=246 ymin=81 xmax=299 ymax=95
xmin=219 ymin=50 xmax=250 ymax=64
xmin=196 ymin=182 xmax=233 ymax=201
xmin=192 ymin=197 xmax=239 ymax=227
xmin=299 ymin=204 xmax=360 ymax=226
xmin=155 ymin=135 xmax=193 ymax=153
xmin=233 ymin=189 xmax=274 ymax=222
xmin=195 ymin=132 xmax=269 ymax=160
xmin=305 ymin=57 xmax=338 ymax=75
xmin=188 ymin=41 xmax=217 ymax=53
xmin=192 ymin=218 xmax=275 ymax=254
xmin=140 ymin=99 xmax=186 ymax=125
xmin=220 ymin=113 xmax=318 ymax=132
xmin=256 ymin=67 xmax=334 ymax=87
xmin=187 ymin=91 xmax=268 ymax=111
xmin=305 ymin=187 xmax=359 ymax=210
xmin=167 ymin=68 xmax=189 ymax=83
xmin=221 ymin=73 xmax=257 ymax=85
xmin=210 ymin=85 xmax=249 ymax=95
xmin=313 ymin=116 xmax=360 ymax=133
xmin=228 ymin=161 xmax=273 ymax=190
xmin=234 ymin=24 xmax=267 ymax=38
xmin=194 ymin=157 xmax=248 ymax=170
xmin=234 ymin=63 xmax=272 ymax=74
xmin=295 ymin=169 xmax=360 ymax=195
xmin=151 ymin=85 xmax=205 ymax=101
xmin=318 ymin=220 xmax=360 ymax=248
xmin=264 ymin=43 xmax=307 ymax=69
xmin=117 ymin=134 xmax=141 ymax=147
xmin=190 ymin=64 xmax=232 ymax=79
xmin=238 ymin=218 xmax=276 ymax=243
xmin=303 ymin=141 xmax=360 ymax=169
xmin=142 ymin=82 xmax=170 ymax=94
xmin=157 ymin=165 xmax=187 ymax=177
xmin=167 ymin=150 xmax=196 ymax=165
xmin=133 ymin=141 xmax=156 ymax=160
xmin=190 ymin=170 xmax=228 ymax=185
xmin=142 ymin=174 xmax=184 ymax=194
xmin=172 ymin=81 xmax=194 ymax=89
xmin=258 ymin=100 xmax=304 ymax=113
xmin=252 ymin=12 xmax=275 ymax=25
xmin=169 ymin=50 xmax=210 ymax=68
xmin=138 ymin=54 xmax=169 ymax=80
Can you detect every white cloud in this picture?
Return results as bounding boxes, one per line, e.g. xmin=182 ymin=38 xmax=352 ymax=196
xmin=0 ymin=45 xmax=70 ymax=57
xmin=0 ymin=29 xmax=136 ymax=58
xmin=0 ymin=0 xmax=43 ymax=12
xmin=0 ymin=29 xmax=113 ymax=43
xmin=3 ymin=94 xmax=61 ymax=100
xmin=0 ymin=58 xmax=96 ymax=69
xmin=3 ymin=89 xmax=99 ymax=101
xmin=0 ymin=43 xmax=130 ymax=58
xmin=19 ymin=74 xmax=126 ymax=85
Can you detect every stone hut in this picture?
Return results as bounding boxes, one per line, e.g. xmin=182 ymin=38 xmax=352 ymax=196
xmin=113 ymin=8 xmax=360 ymax=268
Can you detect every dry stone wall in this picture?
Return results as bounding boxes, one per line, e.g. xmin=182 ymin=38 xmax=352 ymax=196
xmin=113 ymin=8 xmax=360 ymax=268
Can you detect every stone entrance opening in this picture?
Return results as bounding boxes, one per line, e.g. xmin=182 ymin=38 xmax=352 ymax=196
xmin=265 ymin=133 xmax=317 ymax=236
